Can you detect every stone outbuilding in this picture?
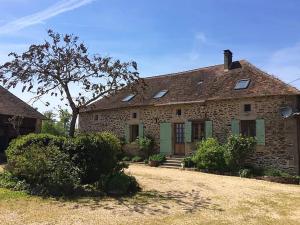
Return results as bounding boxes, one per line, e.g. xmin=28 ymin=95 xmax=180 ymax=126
xmin=79 ymin=50 xmax=300 ymax=175
xmin=0 ymin=86 xmax=45 ymax=152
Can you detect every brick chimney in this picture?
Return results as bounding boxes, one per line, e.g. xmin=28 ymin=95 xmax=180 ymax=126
xmin=224 ymin=49 xmax=232 ymax=71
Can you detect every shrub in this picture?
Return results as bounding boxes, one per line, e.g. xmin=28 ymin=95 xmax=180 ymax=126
xmin=193 ymin=138 xmax=226 ymax=171
xmin=64 ymin=132 xmax=122 ymax=184
xmin=131 ymin=156 xmax=143 ymax=162
xmin=183 ymin=156 xmax=195 ymax=168
xmin=136 ymin=137 xmax=155 ymax=158
xmin=104 ymin=172 xmax=140 ymax=196
xmin=0 ymin=171 xmax=29 ymax=191
xmin=239 ymin=168 xmax=253 ymax=178
xmin=263 ymin=168 xmax=292 ymax=178
xmin=149 ymin=153 xmax=166 ymax=163
xmin=122 ymin=156 xmax=131 ymax=161
xmin=6 ymin=144 xmax=80 ymax=196
xmin=224 ymin=135 xmax=256 ymax=171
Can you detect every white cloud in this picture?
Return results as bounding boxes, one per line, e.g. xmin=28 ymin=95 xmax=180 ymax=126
xmin=0 ymin=0 xmax=94 ymax=34
xmin=195 ymin=32 xmax=207 ymax=44
xmin=265 ymin=43 xmax=300 ymax=87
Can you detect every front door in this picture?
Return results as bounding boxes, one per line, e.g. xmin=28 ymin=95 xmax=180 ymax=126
xmin=174 ymin=123 xmax=185 ymax=155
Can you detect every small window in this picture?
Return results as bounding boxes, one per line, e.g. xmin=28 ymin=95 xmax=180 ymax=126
xmin=176 ymin=109 xmax=182 ymax=116
xmin=132 ymin=112 xmax=137 ymax=119
xmin=192 ymin=122 xmax=205 ymax=141
xmin=234 ymin=79 xmax=251 ymax=90
xmin=122 ymin=94 xmax=135 ymax=102
xmin=241 ymin=120 xmax=256 ymax=137
xmin=153 ymin=90 xmax=168 ymax=99
xmin=94 ymin=114 xmax=98 ymax=121
xmin=130 ymin=125 xmax=139 ymax=142
xmin=244 ymin=104 xmax=251 ymax=112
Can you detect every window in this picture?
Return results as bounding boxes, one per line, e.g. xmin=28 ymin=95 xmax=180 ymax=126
xmin=122 ymin=94 xmax=135 ymax=102
xmin=153 ymin=90 xmax=168 ymax=99
xmin=132 ymin=112 xmax=137 ymax=119
xmin=234 ymin=79 xmax=251 ymax=90
xmin=192 ymin=122 xmax=205 ymax=141
xmin=94 ymin=114 xmax=98 ymax=121
xmin=241 ymin=120 xmax=256 ymax=137
xmin=130 ymin=124 xmax=139 ymax=142
xmin=176 ymin=109 xmax=182 ymax=116
xmin=244 ymin=104 xmax=251 ymax=112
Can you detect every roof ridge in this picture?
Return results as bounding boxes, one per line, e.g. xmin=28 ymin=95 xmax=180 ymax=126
xmin=142 ymin=62 xmax=225 ymax=79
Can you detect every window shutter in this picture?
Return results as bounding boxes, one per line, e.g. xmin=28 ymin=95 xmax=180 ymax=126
xmin=125 ymin=124 xmax=130 ymax=143
xmin=231 ymin=119 xmax=240 ymax=135
xmin=256 ymin=119 xmax=265 ymax=145
xmin=139 ymin=123 xmax=144 ymax=138
xmin=160 ymin=123 xmax=172 ymax=155
xmin=184 ymin=121 xmax=192 ymax=143
xmin=205 ymin=121 xmax=213 ymax=139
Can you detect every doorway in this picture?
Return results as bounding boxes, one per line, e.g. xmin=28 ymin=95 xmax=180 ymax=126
xmin=174 ymin=123 xmax=185 ymax=155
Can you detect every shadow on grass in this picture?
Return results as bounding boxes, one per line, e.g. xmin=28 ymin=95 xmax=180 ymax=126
xmin=58 ymin=189 xmax=223 ymax=215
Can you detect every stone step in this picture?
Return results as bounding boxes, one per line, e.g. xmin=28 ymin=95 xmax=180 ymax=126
xmin=159 ymin=165 xmax=181 ymax=169
xmin=163 ymin=162 xmax=182 ymax=166
xmin=165 ymin=159 xmax=183 ymax=163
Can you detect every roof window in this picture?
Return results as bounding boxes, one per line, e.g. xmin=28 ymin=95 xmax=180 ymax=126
xmin=234 ymin=79 xmax=251 ymax=90
xmin=153 ymin=90 xmax=168 ymax=99
xmin=122 ymin=94 xmax=135 ymax=102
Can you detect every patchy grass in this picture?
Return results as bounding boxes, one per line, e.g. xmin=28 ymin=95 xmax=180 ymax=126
xmin=0 ymin=164 xmax=299 ymax=225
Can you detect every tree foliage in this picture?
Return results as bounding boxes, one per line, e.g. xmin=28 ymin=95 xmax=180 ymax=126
xmin=0 ymin=30 xmax=140 ymax=136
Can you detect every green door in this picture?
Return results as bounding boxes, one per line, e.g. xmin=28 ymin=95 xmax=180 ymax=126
xmin=160 ymin=123 xmax=172 ymax=155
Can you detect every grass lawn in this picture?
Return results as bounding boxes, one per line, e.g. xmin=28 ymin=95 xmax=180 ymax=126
xmin=0 ymin=164 xmax=299 ymax=225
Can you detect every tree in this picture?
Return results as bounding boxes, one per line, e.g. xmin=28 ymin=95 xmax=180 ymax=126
xmin=41 ymin=111 xmax=65 ymax=136
xmin=58 ymin=108 xmax=71 ymax=135
xmin=0 ymin=30 xmax=140 ymax=136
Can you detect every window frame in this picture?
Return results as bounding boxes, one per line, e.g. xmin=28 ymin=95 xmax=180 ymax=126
xmin=153 ymin=90 xmax=168 ymax=99
xmin=129 ymin=124 xmax=139 ymax=142
xmin=122 ymin=94 xmax=136 ymax=102
xmin=240 ymin=120 xmax=256 ymax=137
xmin=191 ymin=121 xmax=205 ymax=142
xmin=234 ymin=79 xmax=251 ymax=90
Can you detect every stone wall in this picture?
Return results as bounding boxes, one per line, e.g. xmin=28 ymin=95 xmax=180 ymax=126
xmin=79 ymin=95 xmax=300 ymax=174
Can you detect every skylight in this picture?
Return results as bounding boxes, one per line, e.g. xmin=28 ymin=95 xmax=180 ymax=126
xmin=234 ymin=79 xmax=251 ymax=90
xmin=153 ymin=90 xmax=168 ymax=99
xmin=122 ymin=94 xmax=135 ymax=102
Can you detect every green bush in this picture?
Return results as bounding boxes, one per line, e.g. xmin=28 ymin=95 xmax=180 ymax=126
xmin=64 ymin=132 xmax=122 ymax=184
xmin=183 ymin=156 xmax=195 ymax=168
xmin=122 ymin=156 xmax=131 ymax=161
xmin=6 ymin=144 xmax=80 ymax=196
xmin=224 ymin=135 xmax=256 ymax=170
xmin=136 ymin=137 xmax=155 ymax=158
xmin=131 ymin=156 xmax=143 ymax=162
xmin=0 ymin=171 xmax=29 ymax=191
xmin=239 ymin=168 xmax=253 ymax=178
xmin=149 ymin=153 xmax=166 ymax=163
xmin=263 ymin=168 xmax=294 ymax=178
xmin=104 ymin=172 xmax=140 ymax=196
xmin=193 ymin=138 xmax=226 ymax=171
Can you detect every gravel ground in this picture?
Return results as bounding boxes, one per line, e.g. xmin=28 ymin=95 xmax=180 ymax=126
xmin=0 ymin=164 xmax=299 ymax=225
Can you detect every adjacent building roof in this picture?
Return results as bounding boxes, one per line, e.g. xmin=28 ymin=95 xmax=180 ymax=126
xmin=0 ymin=86 xmax=45 ymax=119
xmin=84 ymin=60 xmax=300 ymax=112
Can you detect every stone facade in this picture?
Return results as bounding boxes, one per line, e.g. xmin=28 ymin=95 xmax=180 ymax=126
xmin=79 ymin=95 xmax=300 ymax=175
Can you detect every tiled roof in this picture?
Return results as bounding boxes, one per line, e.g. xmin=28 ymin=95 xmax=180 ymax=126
xmin=84 ymin=60 xmax=300 ymax=112
xmin=0 ymin=86 xmax=45 ymax=119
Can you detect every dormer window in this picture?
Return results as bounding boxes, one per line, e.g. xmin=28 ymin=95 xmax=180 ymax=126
xmin=122 ymin=94 xmax=135 ymax=102
xmin=153 ymin=90 xmax=168 ymax=99
xmin=234 ymin=79 xmax=251 ymax=90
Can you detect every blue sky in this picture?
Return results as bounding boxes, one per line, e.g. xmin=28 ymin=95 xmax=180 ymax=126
xmin=1 ymin=0 xmax=300 ymax=113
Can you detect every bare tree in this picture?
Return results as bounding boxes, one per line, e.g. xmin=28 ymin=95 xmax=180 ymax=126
xmin=0 ymin=30 xmax=140 ymax=136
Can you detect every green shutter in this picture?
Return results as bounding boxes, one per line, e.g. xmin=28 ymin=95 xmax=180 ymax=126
xmin=139 ymin=123 xmax=144 ymax=138
xmin=160 ymin=123 xmax=172 ymax=155
xmin=231 ymin=119 xmax=240 ymax=135
xmin=256 ymin=119 xmax=265 ymax=145
xmin=125 ymin=124 xmax=130 ymax=143
xmin=205 ymin=121 xmax=213 ymax=139
xmin=184 ymin=121 xmax=192 ymax=143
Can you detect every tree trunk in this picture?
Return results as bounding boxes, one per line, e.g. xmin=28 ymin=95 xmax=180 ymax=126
xmin=69 ymin=110 xmax=78 ymax=137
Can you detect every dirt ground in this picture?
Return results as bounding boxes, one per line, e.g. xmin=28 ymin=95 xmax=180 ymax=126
xmin=0 ymin=164 xmax=299 ymax=225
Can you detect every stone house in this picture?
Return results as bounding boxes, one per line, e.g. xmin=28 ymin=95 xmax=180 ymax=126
xmin=79 ymin=50 xmax=300 ymax=175
xmin=0 ymin=86 xmax=44 ymax=152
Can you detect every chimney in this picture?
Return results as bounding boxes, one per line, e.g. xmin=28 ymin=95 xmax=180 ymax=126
xmin=224 ymin=49 xmax=232 ymax=71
